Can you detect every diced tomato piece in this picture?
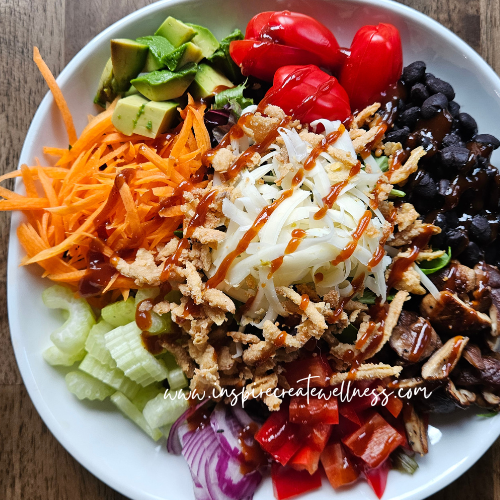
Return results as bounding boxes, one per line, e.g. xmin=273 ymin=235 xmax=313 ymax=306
xmin=321 ymin=442 xmax=359 ymax=489
xmin=342 ymin=412 xmax=404 ymax=468
xmin=272 ymin=463 xmax=322 ymax=500
xmin=363 ymin=459 xmax=391 ymax=499
xmin=339 ymin=405 xmax=361 ymax=425
xmin=289 ymin=395 xmax=338 ymax=425
xmin=255 ymin=405 xmax=307 ymax=465
xmin=385 ymin=394 xmax=403 ymax=418
xmin=289 ymin=423 xmax=331 ymax=474
xmin=285 ymin=355 xmax=333 ymax=389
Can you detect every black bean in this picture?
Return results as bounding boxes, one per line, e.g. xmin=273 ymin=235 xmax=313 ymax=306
xmin=473 ymin=133 xmax=500 ymax=150
xmin=421 ymin=93 xmax=448 ymax=119
xmin=460 ymin=241 xmax=485 ymax=267
xmin=420 ymin=136 xmax=434 ymax=152
xmin=398 ymin=106 xmax=421 ymax=128
xmin=457 ymin=113 xmax=478 ymax=140
xmin=438 ymin=179 xmax=450 ymax=196
xmin=404 ymin=101 xmax=418 ymax=111
xmin=426 ymin=77 xmax=456 ymax=101
xmin=469 ymin=215 xmax=492 ymax=244
xmin=386 ymin=126 xmax=410 ymax=143
xmin=424 ymin=73 xmax=435 ymax=84
xmin=446 ymin=229 xmax=469 ymax=255
xmin=448 ymin=101 xmax=461 ymax=117
xmin=413 ymin=171 xmax=438 ymax=198
xmin=442 ymin=133 xmax=465 ymax=148
xmin=433 ymin=212 xmax=448 ymax=232
xmin=402 ymin=61 xmax=426 ymax=85
xmin=440 ymin=146 xmax=473 ymax=172
xmin=477 ymin=156 xmax=489 ymax=169
xmin=485 ymin=242 xmax=498 ymax=265
xmin=410 ymin=83 xmax=429 ymax=104
xmin=445 ymin=211 xmax=460 ymax=227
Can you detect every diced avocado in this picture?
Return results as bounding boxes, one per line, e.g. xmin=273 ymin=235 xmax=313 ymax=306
xmin=164 ymin=42 xmax=203 ymax=71
xmin=189 ymin=63 xmax=234 ymax=100
xmin=123 ymin=85 xmax=139 ymax=97
xmin=112 ymin=95 xmax=179 ymax=138
xmin=111 ymin=39 xmax=149 ymax=92
xmin=186 ymin=23 xmax=219 ymax=59
xmin=207 ymin=29 xmax=244 ymax=83
xmin=94 ymin=58 xmax=117 ymax=107
xmin=136 ymin=35 xmax=175 ymax=72
xmin=131 ymin=63 xmax=198 ymax=101
xmin=215 ymin=82 xmax=253 ymax=110
xmin=155 ymin=16 xmax=197 ymax=47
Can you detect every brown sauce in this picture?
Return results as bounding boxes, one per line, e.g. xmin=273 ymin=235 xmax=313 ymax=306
xmin=304 ymin=126 xmax=346 ymax=172
xmin=274 ymin=330 xmax=287 ymax=347
xmin=368 ymin=204 xmax=398 ymax=269
xmin=183 ymin=298 xmax=202 ymax=318
xmin=315 ymin=272 xmax=324 ymax=283
xmin=237 ymin=422 xmax=268 ymax=474
xmin=185 ymin=190 xmax=216 ymax=238
xmin=285 ymin=228 xmax=306 ymax=254
xmin=406 ymin=109 xmax=453 ymax=158
xmin=292 ymin=168 xmax=304 ymax=188
xmin=331 ymin=210 xmax=372 ymax=266
xmin=136 ymin=299 xmax=153 ymax=331
xmin=408 ymin=319 xmax=434 ymax=362
xmin=140 ymin=331 xmax=174 ymax=355
xmin=328 ymin=273 xmax=365 ymax=324
xmin=78 ymin=240 xmax=117 ymax=297
xmin=299 ymin=294 xmax=310 ymax=311
xmin=160 ymin=238 xmax=190 ymax=281
xmin=268 ymin=256 xmax=284 ymax=279
xmin=359 ymin=123 xmax=388 ymax=160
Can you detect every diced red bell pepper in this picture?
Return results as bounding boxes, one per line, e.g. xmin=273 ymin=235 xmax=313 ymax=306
xmin=284 ymin=355 xmax=333 ymax=389
xmin=342 ymin=412 xmax=404 ymax=468
xmin=321 ymin=442 xmax=359 ymax=489
xmin=289 ymin=423 xmax=332 ymax=474
xmin=289 ymin=395 xmax=339 ymax=425
xmin=272 ymin=463 xmax=322 ymax=500
xmin=255 ymin=405 xmax=307 ymax=465
xmin=385 ymin=394 xmax=403 ymax=418
xmin=339 ymin=23 xmax=403 ymax=112
xmin=363 ymin=459 xmax=391 ymax=499
xmin=263 ymin=65 xmax=351 ymax=123
xmin=245 ymin=11 xmax=274 ymax=39
xmin=229 ymin=40 xmax=322 ymax=82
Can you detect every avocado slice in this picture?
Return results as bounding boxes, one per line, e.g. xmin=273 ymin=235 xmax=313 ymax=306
xmin=112 ymin=95 xmax=179 ymax=138
xmin=94 ymin=58 xmax=117 ymax=107
xmin=164 ymin=42 xmax=203 ymax=71
xmin=131 ymin=63 xmax=198 ymax=101
xmin=111 ymin=39 xmax=149 ymax=92
xmin=207 ymin=29 xmax=244 ymax=83
xmin=189 ymin=63 xmax=234 ymax=100
xmin=186 ymin=23 xmax=220 ymax=59
xmin=155 ymin=16 xmax=197 ymax=47
xmin=136 ymin=35 xmax=175 ymax=72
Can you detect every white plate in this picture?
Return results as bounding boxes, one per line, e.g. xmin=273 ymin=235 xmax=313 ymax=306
xmin=8 ymin=0 xmax=500 ymax=499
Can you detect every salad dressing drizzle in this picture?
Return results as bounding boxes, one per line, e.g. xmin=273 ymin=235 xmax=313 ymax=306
xmin=299 ymin=294 xmax=310 ymax=311
xmin=367 ymin=203 xmax=398 ymax=269
xmin=303 ymin=125 xmax=345 ymax=172
xmin=408 ymin=319 xmax=434 ymax=362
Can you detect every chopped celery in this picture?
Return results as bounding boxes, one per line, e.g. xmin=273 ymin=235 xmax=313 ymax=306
xmin=135 ymin=287 xmax=173 ymax=334
xmin=143 ymin=390 xmax=188 ymax=429
xmin=43 ymin=345 xmax=85 ymax=366
xmin=373 ymin=154 xmax=389 ymax=172
xmin=42 ymin=285 xmax=96 ymax=355
xmin=165 ymin=289 xmax=182 ymax=304
xmin=111 ymin=391 xmax=163 ymax=441
xmin=168 ymin=367 xmax=188 ymax=390
xmin=392 ymin=449 xmax=419 ymax=474
xmin=101 ymin=297 xmax=136 ymax=327
xmin=79 ymin=353 xmax=140 ymax=399
xmin=131 ymin=383 xmax=164 ymax=412
xmin=65 ymin=371 xmax=115 ymax=401
xmin=105 ymin=322 xmax=169 ymax=386
xmin=84 ymin=319 xmax=116 ymax=368
xmin=135 ymin=287 xmax=160 ymax=306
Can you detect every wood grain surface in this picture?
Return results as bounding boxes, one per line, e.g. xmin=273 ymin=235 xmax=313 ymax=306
xmin=1 ymin=1 xmax=500 ymax=499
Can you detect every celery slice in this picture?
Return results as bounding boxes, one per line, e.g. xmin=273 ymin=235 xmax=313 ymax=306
xmin=135 ymin=287 xmax=172 ymax=334
xmin=43 ymin=345 xmax=85 ymax=366
xmin=131 ymin=383 xmax=164 ymax=412
xmin=84 ymin=320 xmax=116 ymax=368
xmin=111 ymin=391 xmax=163 ymax=441
xmin=135 ymin=287 xmax=160 ymax=306
xmin=168 ymin=367 xmax=188 ymax=390
xmin=101 ymin=297 xmax=136 ymax=327
xmin=105 ymin=322 xmax=169 ymax=386
xmin=79 ymin=353 xmax=140 ymax=399
xmin=42 ymin=285 xmax=96 ymax=355
xmin=65 ymin=371 xmax=115 ymax=401
xmin=143 ymin=390 xmax=189 ymax=429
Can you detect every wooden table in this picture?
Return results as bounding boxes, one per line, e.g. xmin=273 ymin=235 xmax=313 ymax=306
xmin=1 ymin=0 xmax=500 ymax=499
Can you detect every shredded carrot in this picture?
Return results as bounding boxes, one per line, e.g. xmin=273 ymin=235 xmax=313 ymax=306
xmin=33 ymin=47 xmax=77 ymax=146
xmin=2 ymin=50 xmax=212 ymax=299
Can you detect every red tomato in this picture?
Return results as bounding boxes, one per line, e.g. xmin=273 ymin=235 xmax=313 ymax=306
xmin=321 ymin=442 xmax=359 ymax=489
xmin=289 ymin=395 xmax=339 ymax=425
xmin=284 ymin=354 xmax=333 ymax=389
xmin=264 ymin=65 xmax=351 ymax=123
xmin=245 ymin=11 xmax=274 ymax=39
xmin=342 ymin=412 xmax=404 ymax=468
xmin=254 ymin=405 xmax=307 ymax=465
xmin=289 ymin=423 xmax=332 ymax=474
xmin=229 ymin=40 xmax=322 ymax=82
xmin=272 ymin=463 xmax=322 ymax=500
xmin=363 ymin=459 xmax=391 ymax=499
xmin=339 ymin=23 xmax=403 ymax=112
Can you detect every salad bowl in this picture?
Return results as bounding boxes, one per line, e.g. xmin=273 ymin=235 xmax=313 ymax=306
xmin=8 ymin=0 xmax=500 ymax=499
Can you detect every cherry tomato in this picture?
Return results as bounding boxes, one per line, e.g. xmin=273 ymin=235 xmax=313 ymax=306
xmin=263 ymin=65 xmax=351 ymax=123
xmin=339 ymin=23 xmax=403 ymax=112
xmin=229 ymin=41 xmax=322 ymax=82
xmin=245 ymin=11 xmax=274 ymax=39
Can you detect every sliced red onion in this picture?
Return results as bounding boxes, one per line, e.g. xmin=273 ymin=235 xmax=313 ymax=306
xmin=210 ymin=403 xmax=247 ymax=460
xmin=167 ymin=399 xmax=208 ymax=455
